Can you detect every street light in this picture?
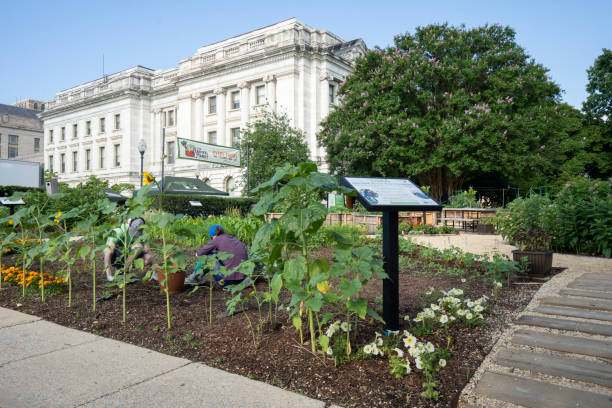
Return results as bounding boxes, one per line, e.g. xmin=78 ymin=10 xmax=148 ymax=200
xmin=137 ymin=139 xmax=147 ymax=187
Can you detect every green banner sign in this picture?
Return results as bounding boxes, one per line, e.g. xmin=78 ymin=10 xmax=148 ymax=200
xmin=177 ymin=137 xmax=241 ymax=168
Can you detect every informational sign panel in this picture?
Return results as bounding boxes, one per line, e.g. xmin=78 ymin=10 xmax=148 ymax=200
xmin=340 ymin=177 xmax=441 ymax=211
xmin=0 ymin=159 xmax=43 ymax=188
xmin=177 ymin=137 xmax=241 ymax=168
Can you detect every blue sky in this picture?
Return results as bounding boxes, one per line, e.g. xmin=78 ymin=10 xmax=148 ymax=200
xmin=2 ymin=1 xmax=610 ymax=110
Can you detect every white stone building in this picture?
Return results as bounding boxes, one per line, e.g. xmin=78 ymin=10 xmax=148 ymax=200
xmin=41 ymin=18 xmax=366 ymax=195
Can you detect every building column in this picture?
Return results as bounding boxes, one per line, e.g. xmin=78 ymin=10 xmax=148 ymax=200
xmin=239 ymin=82 xmax=250 ymax=131
xmin=264 ymin=74 xmax=277 ymax=112
xmin=153 ymin=109 xmax=162 ymax=168
xmin=215 ymin=88 xmax=226 ymax=145
xmin=194 ymin=93 xmax=203 ymax=142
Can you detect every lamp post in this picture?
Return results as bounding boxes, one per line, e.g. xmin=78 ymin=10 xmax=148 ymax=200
xmin=137 ymin=139 xmax=147 ymax=187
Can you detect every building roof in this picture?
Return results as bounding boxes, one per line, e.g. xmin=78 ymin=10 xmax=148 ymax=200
xmin=135 ymin=176 xmax=229 ymax=196
xmin=0 ymin=103 xmax=40 ymax=120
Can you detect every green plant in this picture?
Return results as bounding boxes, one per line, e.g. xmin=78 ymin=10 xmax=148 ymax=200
xmin=496 ymin=194 xmax=553 ymax=251
xmin=448 ymin=187 xmax=481 ymax=208
xmin=245 ymin=162 xmax=385 ymax=356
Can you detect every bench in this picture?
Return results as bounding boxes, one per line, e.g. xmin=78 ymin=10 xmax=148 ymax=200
xmin=440 ymin=217 xmax=478 ymax=232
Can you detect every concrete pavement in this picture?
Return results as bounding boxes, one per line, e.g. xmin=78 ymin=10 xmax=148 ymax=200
xmin=0 ymin=308 xmax=326 ymax=408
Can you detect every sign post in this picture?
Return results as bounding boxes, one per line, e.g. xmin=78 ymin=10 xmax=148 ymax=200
xmin=340 ymin=177 xmax=442 ymax=331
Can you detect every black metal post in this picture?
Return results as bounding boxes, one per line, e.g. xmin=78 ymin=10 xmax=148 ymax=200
xmin=382 ymin=210 xmax=399 ymax=331
xmin=139 ymin=152 xmax=144 ymax=187
xmin=161 ymin=127 xmax=166 ymax=192
xmin=245 ymin=142 xmax=250 ymax=196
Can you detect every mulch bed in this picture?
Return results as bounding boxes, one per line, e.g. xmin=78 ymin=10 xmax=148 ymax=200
xmin=0 ymin=246 xmax=538 ymax=407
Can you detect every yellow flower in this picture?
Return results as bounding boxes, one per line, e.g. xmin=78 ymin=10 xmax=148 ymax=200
xmin=54 ymin=211 xmax=62 ymax=219
xmin=8 ymin=218 xmax=13 ymax=225
xmin=143 ymin=171 xmax=155 ymax=185
xmin=316 ymin=280 xmax=330 ymax=295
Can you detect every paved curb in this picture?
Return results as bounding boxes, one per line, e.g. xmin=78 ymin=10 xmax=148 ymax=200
xmin=0 ymin=308 xmax=328 ymax=408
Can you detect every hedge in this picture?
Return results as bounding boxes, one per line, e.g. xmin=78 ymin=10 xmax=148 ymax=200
xmin=156 ymin=194 xmax=257 ymax=217
xmin=0 ymin=185 xmax=43 ymax=197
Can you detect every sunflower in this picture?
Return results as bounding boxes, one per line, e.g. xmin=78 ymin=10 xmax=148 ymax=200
xmin=143 ymin=171 xmax=155 ymax=185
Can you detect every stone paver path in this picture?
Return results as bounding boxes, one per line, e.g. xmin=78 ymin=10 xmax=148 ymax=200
xmin=408 ymin=234 xmax=612 ymax=407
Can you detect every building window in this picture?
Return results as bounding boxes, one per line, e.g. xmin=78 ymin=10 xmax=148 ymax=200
xmin=99 ymin=146 xmax=105 ymax=168
xmin=34 ymin=103 xmax=38 ymax=110
xmin=208 ymin=131 xmax=217 ymax=145
xmin=114 ymin=114 xmax=120 ymax=130
xmin=48 ymin=155 xmax=53 ymax=173
xmin=163 ymin=109 xmax=175 ymax=127
xmin=225 ymin=177 xmax=236 ymax=194
xmin=167 ymin=141 xmax=175 ymax=164
xmin=208 ymin=96 xmax=216 ymax=114
xmin=60 ymin=153 xmax=66 ymax=173
xmin=256 ymin=85 xmax=265 ymax=105
xmin=114 ymin=144 xmax=120 ymax=167
xmin=61 ymin=127 xmax=66 ymax=141
xmin=100 ymin=117 xmax=105 ymax=133
xmin=8 ymin=135 xmax=18 ymax=158
xmin=72 ymin=151 xmax=78 ymax=172
xmin=86 ymin=121 xmax=91 ymax=136
xmin=73 ymin=124 xmax=78 ymax=139
xmin=329 ymin=84 xmax=335 ymax=104
xmin=231 ymin=91 xmax=240 ymax=109
xmin=34 ymin=138 xmax=40 ymax=152
xmin=85 ymin=149 xmax=91 ymax=171
xmin=49 ymin=129 xmax=54 ymax=144
xmin=231 ymin=128 xmax=240 ymax=147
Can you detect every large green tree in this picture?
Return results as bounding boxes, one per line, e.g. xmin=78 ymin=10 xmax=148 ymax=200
xmin=318 ymin=24 xmax=564 ymax=200
xmin=240 ymin=110 xmax=310 ymax=191
xmin=582 ymin=48 xmax=612 ymax=179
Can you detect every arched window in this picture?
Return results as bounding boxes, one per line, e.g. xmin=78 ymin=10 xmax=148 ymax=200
xmin=225 ymin=176 xmax=236 ymax=195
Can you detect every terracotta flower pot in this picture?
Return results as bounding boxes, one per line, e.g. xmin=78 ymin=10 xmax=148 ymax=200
xmin=512 ymin=249 xmax=553 ymax=277
xmin=158 ymin=270 xmax=186 ymax=294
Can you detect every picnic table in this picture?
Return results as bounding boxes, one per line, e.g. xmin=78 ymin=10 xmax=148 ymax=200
xmin=440 ymin=208 xmax=497 ymax=232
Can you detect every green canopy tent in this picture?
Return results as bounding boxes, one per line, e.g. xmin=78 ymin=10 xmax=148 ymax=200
xmin=133 ymin=176 xmax=229 ymax=196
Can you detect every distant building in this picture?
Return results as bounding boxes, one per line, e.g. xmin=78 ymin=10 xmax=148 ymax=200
xmin=0 ymin=104 xmax=44 ymax=163
xmin=13 ymin=99 xmax=45 ymax=112
xmin=41 ymin=18 xmax=366 ymax=195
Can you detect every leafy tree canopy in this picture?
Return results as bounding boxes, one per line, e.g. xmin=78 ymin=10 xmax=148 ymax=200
xmin=240 ymin=110 xmax=311 ymax=193
xmin=318 ymin=23 xmax=564 ymax=200
xmin=582 ymin=48 xmax=612 ymax=179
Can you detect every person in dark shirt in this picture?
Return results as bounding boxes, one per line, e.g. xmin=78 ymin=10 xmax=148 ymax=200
xmin=185 ymin=224 xmax=248 ymax=286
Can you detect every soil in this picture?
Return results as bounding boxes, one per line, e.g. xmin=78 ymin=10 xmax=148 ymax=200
xmin=0 ymin=244 xmax=539 ymax=408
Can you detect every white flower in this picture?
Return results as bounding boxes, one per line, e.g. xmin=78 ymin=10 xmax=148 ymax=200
xmin=467 ymin=301 xmax=475 ymax=308
xmin=363 ymin=344 xmax=373 ymax=354
xmin=408 ymin=346 xmax=419 ymax=357
xmin=439 ymin=315 xmax=449 ymax=324
xmin=425 ymin=342 xmax=435 ymax=352
xmin=431 ymin=304 xmax=440 ymax=311
xmin=415 ymin=358 xmax=424 ymax=369
xmin=414 ymin=316 xmax=423 ymax=322
xmin=405 ymin=359 xmax=412 ymax=374
xmin=474 ymin=305 xmax=484 ymax=312
xmin=403 ymin=330 xmax=412 ymax=337
xmin=450 ymin=316 xmax=456 ymax=321
xmin=404 ymin=335 xmax=417 ymax=348
xmin=326 ymin=327 xmax=336 ymax=337
xmin=426 ymin=287 xmax=434 ymax=295
xmin=394 ymin=348 xmax=404 ymax=357
xmin=495 ymin=281 xmax=503 ymax=288
xmin=461 ymin=278 xmax=466 ymax=283
xmin=457 ymin=309 xmax=466 ymax=316
xmin=340 ymin=322 xmax=350 ymax=332
xmin=376 ymin=337 xmax=383 ymax=346
xmin=326 ymin=347 xmax=333 ymax=356
xmin=425 ymin=309 xmax=435 ymax=319
xmin=439 ymin=359 xmax=447 ymax=367
xmin=371 ymin=344 xmax=379 ymax=355
xmin=466 ymin=312 xmax=473 ymax=320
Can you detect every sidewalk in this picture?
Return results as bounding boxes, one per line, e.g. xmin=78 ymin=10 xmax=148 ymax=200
xmin=0 ymin=308 xmax=329 ymax=408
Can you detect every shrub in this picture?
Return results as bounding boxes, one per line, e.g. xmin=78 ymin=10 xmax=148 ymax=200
xmin=496 ymin=194 xmax=552 ymax=251
xmin=549 ymin=178 xmax=612 ymax=257
xmin=447 ymin=187 xmax=481 ymax=208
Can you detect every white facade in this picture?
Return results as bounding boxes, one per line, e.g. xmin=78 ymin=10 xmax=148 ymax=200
xmin=41 ymin=19 xmax=366 ymax=195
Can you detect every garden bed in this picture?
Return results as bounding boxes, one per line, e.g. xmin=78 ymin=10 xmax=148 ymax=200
xmin=0 ymin=244 xmax=538 ymax=408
